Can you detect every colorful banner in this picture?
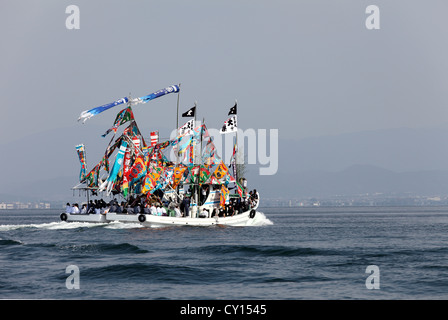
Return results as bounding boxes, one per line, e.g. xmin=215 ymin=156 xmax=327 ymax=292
xmin=85 ymin=163 xmax=100 ymax=188
xmin=75 ymin=144 xmax=87 ymax=182
xmin=159 ymin=165 xmax=174 ymax=189
xmin=128 ymin=155 xmax=146 ymax=185
xmin=213 ymin=161 xmax=229 ymax=180
xmin=199 ymin=165 xmax=211 ymax=185
xmin=102 ymin=106 xmax=134 ymax=137
xmin=220 ymin=185 xmax=229 ymax=208
xmin=121 ymin=148 xmax=132 ymax=197
xmin=189 ymin=165 xmax=200 ymax=184
xmin=100 ymin=154 xmax=109 ymax=173
xmin=150 ymin=131 xmax=158 ymax=147
xmin=99 ymin=140 xmax=127 ymax=193
xmin=235 ymin=181 xmax=245 ymax=197
xmin=171 ymin=166 xmax=187 ymax=189
xmin=141 ymin=165 xmax=163 ymax=194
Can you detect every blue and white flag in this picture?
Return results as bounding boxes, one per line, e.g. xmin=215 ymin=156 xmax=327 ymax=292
xmin=132 ymin=85 xmax=180 ymax=104
xmin=78 ymin=97 xmax=129 ymax=123
xmin=78 ymin=85 xmax=180 ymax=123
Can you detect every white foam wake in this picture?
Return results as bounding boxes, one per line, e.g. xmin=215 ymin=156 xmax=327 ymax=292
xmin=0 ymin=221 xmax=108 ymax=232
xmin=245 ymin=211 xmax=274 ymax=226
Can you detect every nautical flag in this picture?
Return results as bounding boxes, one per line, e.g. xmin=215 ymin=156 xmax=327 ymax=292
xmin=75 ymin=144 xmax=87 ymax=183
xmin=220 ymin=115 xmax=237 ymax=134
xmin=179 ymin=119 xmax=194 ymax=136
xmin=102 ymin=107 xmax=134 ymax=137
xmin=150 ymin=131 xmax=158 ymax=147
xmin=182 ymin=106 xmax=196 ymax=117
xmin=228 ymin=102 xmax=237 ymax=115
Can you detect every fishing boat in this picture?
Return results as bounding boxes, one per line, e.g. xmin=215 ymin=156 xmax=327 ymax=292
xmin=61 ymin=84 xmax=262 ymax=227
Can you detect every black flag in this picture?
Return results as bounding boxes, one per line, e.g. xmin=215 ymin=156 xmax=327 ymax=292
xmin=182 ymin=106 xmax=196 ymax=117
xmin=228 ymin=103 xmax=237 ymax=115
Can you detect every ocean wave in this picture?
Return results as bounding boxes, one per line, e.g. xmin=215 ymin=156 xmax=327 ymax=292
xmin=81 ymin=262 xmax=237 ymax=284
xmin=196 ymin=244 xmax=340 ymax=257
xmin=57 ymin=242 xmax=149 ymax=255
xmin=0 ymin=239 xmax=23 ymax=246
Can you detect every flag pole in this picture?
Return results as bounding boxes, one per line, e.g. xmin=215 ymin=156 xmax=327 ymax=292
xmin=176 ymin=83 xmax=181 ymax=165
xmin=235 ymin=99 xmax=238 ymax=184
xmin=176 ymin=84 xmax=181 ymax=131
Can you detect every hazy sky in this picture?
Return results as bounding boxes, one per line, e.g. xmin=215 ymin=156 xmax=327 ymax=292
xmin=1 ymin=0 xmax=448 ymax=145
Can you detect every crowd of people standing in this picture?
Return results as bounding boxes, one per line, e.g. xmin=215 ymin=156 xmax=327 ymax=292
xmin=65 ymin=187 xmax=258 ymax=218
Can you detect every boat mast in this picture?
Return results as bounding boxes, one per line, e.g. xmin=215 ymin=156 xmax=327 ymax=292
xmin=176 ymin=83 xmax=181 ymax=166
xmin=235 ymin=99 xmax=238 ymax=184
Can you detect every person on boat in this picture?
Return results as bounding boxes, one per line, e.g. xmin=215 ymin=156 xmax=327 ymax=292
xmin=184 ymin=197 xmax=190 ymax=217
xmin=87 ymin=200 xmax=95 ymax=213
xmin=94 ymin=202 xmax=101 ymax=214
xmin=174 ymin=205 xmax=182 ymax=217
xmin=156 ymin=205 xmax=163 ymax=216
xmin=81 ymin=204 xmax=87 ymax=214
xmin=227 ymin=204 xmax=235 ymax=216
xmin=109 ymin=200 xmax=117 ymax=213
xmin=161 ymin=206 xmax=167 ymax=216
xmin=150 ymin=203 xmax=157 ymax=215
xmin=199 ymin=208 xmax=208 ymax=218
xmin=65 ymin=203 xmax=71 ymax=214
xmin=211 ymin=208 xmax=218 ymax=217
xmin=141 ymin=202 xmax=150 ymax=214
xmin=200 ymin=184 xmax=208 ymax=205
xmin=71 ymin=203 xmax=80 ymax=214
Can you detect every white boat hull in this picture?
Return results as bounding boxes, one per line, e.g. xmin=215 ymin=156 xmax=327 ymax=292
xmin=61 ymin=193 xmax=260 ymax=227
xmin=60 ymin=212 xmax=108 ymax=223
xmin=106 ymin=208 xmax=258 ymax=227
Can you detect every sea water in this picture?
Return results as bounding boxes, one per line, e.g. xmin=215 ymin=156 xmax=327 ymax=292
xmin=0 ymin=207 xmax=447 ymax=300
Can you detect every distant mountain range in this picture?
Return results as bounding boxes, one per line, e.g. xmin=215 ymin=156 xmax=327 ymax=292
xmin=1 ymin=124 xmax=448 ymax=203
xmin=246 ymin=164 xmax=448 ymax=198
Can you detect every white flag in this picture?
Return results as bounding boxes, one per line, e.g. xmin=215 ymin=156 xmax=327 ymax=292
xmin=178 ymin=119 xmax=194 ymax=136
xmin=220 ymin=115 xmax=237 ymax=134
